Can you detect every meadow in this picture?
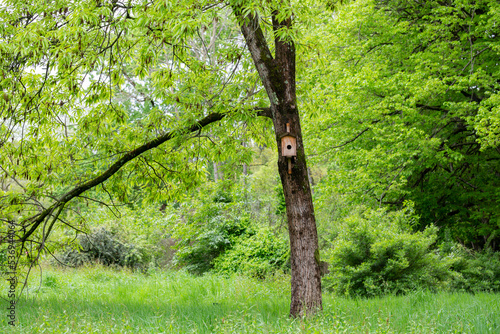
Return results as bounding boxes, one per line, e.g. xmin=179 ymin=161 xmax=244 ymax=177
xmin=0 ymin=265 xmax=498 ymax=333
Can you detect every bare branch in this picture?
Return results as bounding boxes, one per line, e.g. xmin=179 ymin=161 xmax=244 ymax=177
xmin=331 ymin=127 xmax=370 ymax=149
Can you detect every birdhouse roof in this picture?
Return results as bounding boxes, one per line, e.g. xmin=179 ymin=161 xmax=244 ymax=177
xmin=280 ymin=132 xmax=296 ymax=139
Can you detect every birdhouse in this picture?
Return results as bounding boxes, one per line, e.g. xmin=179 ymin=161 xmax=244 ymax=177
xmin=281 ymin=133 xmax=297 ymax=157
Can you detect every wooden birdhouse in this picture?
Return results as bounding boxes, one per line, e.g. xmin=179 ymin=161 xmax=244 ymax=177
xmin=281 ymin=123 xmax=296 ymax=174
xmin=281 ymin=133 xmax=297 ymax=157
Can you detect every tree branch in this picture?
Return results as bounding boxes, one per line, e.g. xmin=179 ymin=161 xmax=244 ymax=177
xmin=232 ymin=6 xmax=280 ymax=109
xmin=20 ymin=107 xmax=271 ymax=243
xmin=331 ymin=127 xmax=370 ymax=149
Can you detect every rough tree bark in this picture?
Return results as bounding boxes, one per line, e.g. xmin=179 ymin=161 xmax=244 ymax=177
xmin=234 ymin=7 xmax=322 ymax=317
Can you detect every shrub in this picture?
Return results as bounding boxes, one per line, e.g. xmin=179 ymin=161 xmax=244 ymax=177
xmin=447 ymin=247 xmax=500 ymax=292
xmin=168 ymin=180 xmax=290 ymax=276
xmin=0 ymin=243 xmax=9 ymax=270
xmin=168 ymin=182 xmax=251 ymax=275
xmin=323 ymin=208 xmax=451 ymax=297
xmin=172 ymin=211 xmax=253 ymax=275
xmin=213 ymin=226 xmax=290 ymax=278
xmin=57 ymin=227 xmax=150 ymax=269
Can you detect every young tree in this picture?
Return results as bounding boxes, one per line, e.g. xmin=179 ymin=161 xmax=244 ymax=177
xmin=0 ymin=0 xmax=322 ymax=316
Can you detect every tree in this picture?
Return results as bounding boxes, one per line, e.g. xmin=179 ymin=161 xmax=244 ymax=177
xmin=301 ymin=0 xmax=500 ymax=249
xmin=0 ymin=0 xmax=322 ymax=316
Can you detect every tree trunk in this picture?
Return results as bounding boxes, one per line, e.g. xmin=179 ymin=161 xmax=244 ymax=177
xmin=274 ymin=104 xmax=322 ymax=316
xmin=234 ymin=7 xmax=322 ymax=317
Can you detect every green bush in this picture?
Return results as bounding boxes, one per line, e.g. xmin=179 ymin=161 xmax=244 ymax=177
xmin=323 ymin=208 xmax=451 ymax=297
xmin=172 ymin=212 xmax=253 ymax=275
xmin=168 ymin=180 xmax=289 ymax=277
xmin=0 ymin=243 xmax=9 ymax=271
xmin=169 ymin=183 xmax=254 ymax=275
xmin=57 ymin=227 xmax=150 ymax=269
xmin=446 ymin=247 xmax=500 ymax=292
xmin=213 ymin=226 xmax=290 ymax=278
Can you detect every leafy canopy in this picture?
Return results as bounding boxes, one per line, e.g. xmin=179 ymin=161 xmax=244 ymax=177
xmin=301 ymin=0 xmax=500 ymax=248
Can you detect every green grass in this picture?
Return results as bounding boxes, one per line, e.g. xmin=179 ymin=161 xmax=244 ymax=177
xmin=1 ymin=265 xmax=499 ymax=333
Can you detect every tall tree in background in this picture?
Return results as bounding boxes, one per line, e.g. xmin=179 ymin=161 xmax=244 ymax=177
xmin=0 ymin=0 xmax=321 ymax=316
xmin=302 ymin=0 xmax=500 ymax=249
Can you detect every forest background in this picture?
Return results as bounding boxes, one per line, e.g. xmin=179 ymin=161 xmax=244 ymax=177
xmin=1 ymin=0 xmax=500 ymax=319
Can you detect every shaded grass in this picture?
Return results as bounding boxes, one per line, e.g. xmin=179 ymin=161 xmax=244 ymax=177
xmin=0 ymin=265 xmax=499 ymax=333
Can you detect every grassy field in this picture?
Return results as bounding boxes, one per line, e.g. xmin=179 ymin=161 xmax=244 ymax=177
xmin=0 ymin=265 xmax=499 ymax=333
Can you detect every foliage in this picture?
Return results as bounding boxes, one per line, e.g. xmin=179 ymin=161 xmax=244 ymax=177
xmin=168 ymin=180 xmax=288 ymax=276
xmin=245 ymin=148 xmax=286 ymax=225
xmin=44 ymin=203 xmax=175 ymax=271
xmin=274 ymin=180 xmax=286 ymax=216
xmin=213 ymin=226 xmax=290 ymax=278
xmin=172 ymin=209 xmax=253 ymax=275
xmin=446 ymin=247 xmax=500 ymax=293
xmin=2 ymin=0 xmax=500 ymax=316
xmin=302 ymin=0 xmax=500 ymax=249
xmin=169 ymin=182 xmax=252 ymax=275
xmin=323 ymin=207 xmax=452 ymax=297
xmin=0 ymin=0 xmax=271 ymax=265
xmin=0 ymin=243 xmax=9 ymax=271
xmin=57 ymin=227 xmax=150 ymax=269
